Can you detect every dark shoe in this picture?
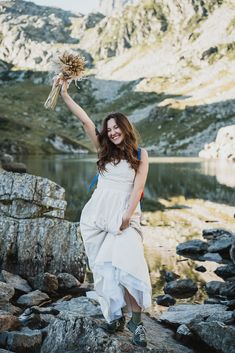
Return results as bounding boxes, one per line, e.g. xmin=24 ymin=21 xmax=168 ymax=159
xmin=100 ymin=315 xmax=125 ymax=334
xmin=132 ymin=322 xmax=147 ymax=347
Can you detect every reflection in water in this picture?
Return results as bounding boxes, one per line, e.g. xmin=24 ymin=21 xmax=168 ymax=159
xmin=18 ymin=155 xmax=235 ymax=221
xmin=201 ymin=159 xmax=235 ymax=188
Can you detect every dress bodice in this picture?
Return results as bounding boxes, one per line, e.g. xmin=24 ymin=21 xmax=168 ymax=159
xmin=97 ymin=160 xmax=136 ymax=193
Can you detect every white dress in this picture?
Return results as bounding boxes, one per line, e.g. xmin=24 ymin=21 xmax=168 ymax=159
xmin=80 ymin=159 xmax=152 ymax=322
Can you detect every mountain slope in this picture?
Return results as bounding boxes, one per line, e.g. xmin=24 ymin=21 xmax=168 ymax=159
xmin=0 ymin=0 xmax=235 ymax=155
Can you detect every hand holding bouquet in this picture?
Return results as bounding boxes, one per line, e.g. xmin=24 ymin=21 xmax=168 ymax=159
xmin=44 ymin=52 xmax=86 ymax=110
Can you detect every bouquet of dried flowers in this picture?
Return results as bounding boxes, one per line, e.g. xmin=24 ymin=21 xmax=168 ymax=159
xmin=44 ymin=51 xmax=86 ymax=110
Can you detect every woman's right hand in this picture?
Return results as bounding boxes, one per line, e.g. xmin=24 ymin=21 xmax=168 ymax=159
xmin=60 ymin=79 xmax=69 ymax=97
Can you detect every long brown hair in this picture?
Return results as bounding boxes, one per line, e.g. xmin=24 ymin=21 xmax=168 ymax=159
xmin=97 ymin=112 xmax=140 ymax=172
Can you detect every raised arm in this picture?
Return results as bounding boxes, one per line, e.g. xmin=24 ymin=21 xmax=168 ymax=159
xmin=60 ymin=79 xmax=100 ymax=151
xmin=120 ymin=148 xmax=149 ymax=230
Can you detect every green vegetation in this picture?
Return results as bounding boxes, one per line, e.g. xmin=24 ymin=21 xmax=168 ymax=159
xmin=0 ymin=78 xmax=99 ymax=154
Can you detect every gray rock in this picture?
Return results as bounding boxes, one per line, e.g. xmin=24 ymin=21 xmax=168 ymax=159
xmin=204 ymin=297 xmax=222 ymax=304
xmin=156 ymin=294 xmax=176 ymax=307
xmin=34 ymin=273 xmax=58 ymax=293
xmin=199 ymin=252 xmax=223 ymax=262
xmin=230 ymin=243 xmax=235 ymax=264
xmin=176 ymin=324 xmax=193 ymax=343
xmin=0 ymin=172 xmax=66 ymax=219
xmin=1 ymin=270 xmax=32 ymax=293
xmin=220 ymin=282 xmax=235 ymax=299
xmin=208 ymin=234 xmax=235 ymax=254
xmin=0 ymin=305 xmax=21 ymax=317
xmin=0 ymin=328 xmax=42 ymax=353
xmin=205 ymin=281 xmax=225 ymax=296
xmin=160 ymin=269 xmax=180 ymax=282
xmin=202 ymin=229 xmax=234 ymax=241
xmin=53 ymin=297 xmax=102 ymax=317
xmin=17 ymin=290 xmax=50 ymax=307
xmin=0 ymin=283 xmax=14 ymax=304
xmin=0 ymin=349 xmax=16 ymax=353
xmin=160 ymin=304 xmax=230 ymax=327
xmin=0 ymin=217 xmax=86 ymax=284
xmin=164 ymin=279 xmax=198 ymax=299
xmin=57 ymin=272 xmax=80 ymax=290
xmin=176 ymin=240 xmax=208 ymax=255
xmin=190 ymin=321 xmax=235 ymax=353
xmin=215 ymin=264 xmax=235 ymax=280
xmin=195 ymin=265 xmax=206 ymax=272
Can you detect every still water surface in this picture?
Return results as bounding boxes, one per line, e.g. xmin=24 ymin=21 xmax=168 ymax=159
xmin=19 ymin=155 xmax=235 ymax=221
xmin=18 ymin=155 xmax=235 ymax=302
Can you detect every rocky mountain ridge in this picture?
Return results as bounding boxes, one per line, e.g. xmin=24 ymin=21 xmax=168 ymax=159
xmin=0 ymin=0 xmax=235 ymax=155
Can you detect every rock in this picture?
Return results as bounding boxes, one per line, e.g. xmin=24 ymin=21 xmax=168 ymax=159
xmin=1 ymin=163 xmax=27 ymax=174
xmin=190 ymin=321 xmax=235 ymax=353
xmin=199 ymin=125 xmax=235 ymax=161
xmin=0 ymin=349 xmax=16 ymax=353
xmin=57 ymin=272 xmax=80 ymax=290
xmin=0 ymin=313 xmax=20 ymax=332
xmin=0 ymin=216 xmax=86 ymax=284
xmin=207 ymin=233 xmax=235 ymax=256
xmin=1 ymin=271 xmax=32 ymax=293
xmin=199 ymin=252 xmax=223 ymax=262
xmin=220 ymin=282 xmax=235 ymax=299
xmin=53 ymin=297 xmax=102 ymax=317
xmin=156 ymin=294 xmax=176 ymax=307
xmin=214 ymin=264 xmax=235 ymax=280
xmin=226 ymin=300 xmax=235 ymax=310
xmin=205 ymin=281 xmax=224 ymax=296
xmin=0 ymin=283 xmax=14 ymax=304
xmin=176 ymin=324 xmax=193 ymax=343
xmin=204 ymin=298 xmax=221 ymax=305
xmin=230 ymin=243 xmax=235 ymax=264
xmin=0 ymin=304 xmax=21 ymax=316
xmin=160 ymin=304 xmax=231 ymax=327
xmin=19 ymin=306 xmax=59 ymax=329
xmin=202 ymin=229 xmax=234 ymax=241
xmin=17 ymin=290 xmax=50 ymax=307
xmin=176 ymin=240 xmax=208 ymax=255
xmin=160 ymin=269 xmax=180 ymax=282
xmin=205 ymin=280 xmax=235 ymax=299
xmin=164 ymin=279 xmax=198 ymax=299
xmin=0 ymin=172 xmax=67 ymax=219
xmin=195 ymin=265 xmax=206 ymax=272
xmin=0 ymin=328 xmax=42 ymax=353
xmin=34 ymin=273 xmax=58 ymax=294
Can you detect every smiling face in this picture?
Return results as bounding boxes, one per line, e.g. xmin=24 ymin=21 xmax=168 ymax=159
xmin=107 ymin=118 xmax=124 ymax=145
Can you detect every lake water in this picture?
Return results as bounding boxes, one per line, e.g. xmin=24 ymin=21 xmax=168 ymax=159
xmin=16 ymin=155 xmax=235 ymax=302
xmin=18 ymin=155 xmax=235 ymax=222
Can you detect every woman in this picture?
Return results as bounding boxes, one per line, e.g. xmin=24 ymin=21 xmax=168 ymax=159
xmin=60 ymin=80 xmax=152 ymax=347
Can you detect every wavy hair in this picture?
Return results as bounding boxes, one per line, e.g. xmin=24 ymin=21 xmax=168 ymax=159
xmin=97 ymin=112 xmax=140 ymax=172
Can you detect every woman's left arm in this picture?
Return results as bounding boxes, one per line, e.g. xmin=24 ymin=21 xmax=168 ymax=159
xmin=120 ymin=149 xmax=149 ymax=230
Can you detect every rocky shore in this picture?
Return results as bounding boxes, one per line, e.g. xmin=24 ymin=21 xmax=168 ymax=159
xmin=0 ymin=167 xmax=235 ymax=352
xmin=199 ymin=125 xmax=235 ymax=162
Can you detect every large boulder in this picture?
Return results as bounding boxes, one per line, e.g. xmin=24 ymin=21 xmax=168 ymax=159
xmin=0 ymin=172 xmax=67 ymax=219
xmin=199 ymin=125 xmax=235 ymax=161
xmin=0 ymin=172 xmax=86 ymax=285
xmin=160 ymin=304 xmax=233 ymax=327
xmin=190 ymin=321 xmax=235 ymax=353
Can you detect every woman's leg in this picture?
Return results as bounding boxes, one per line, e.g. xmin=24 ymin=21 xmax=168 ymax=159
xmin=124 ymin=288 xmax=147 ymax=347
